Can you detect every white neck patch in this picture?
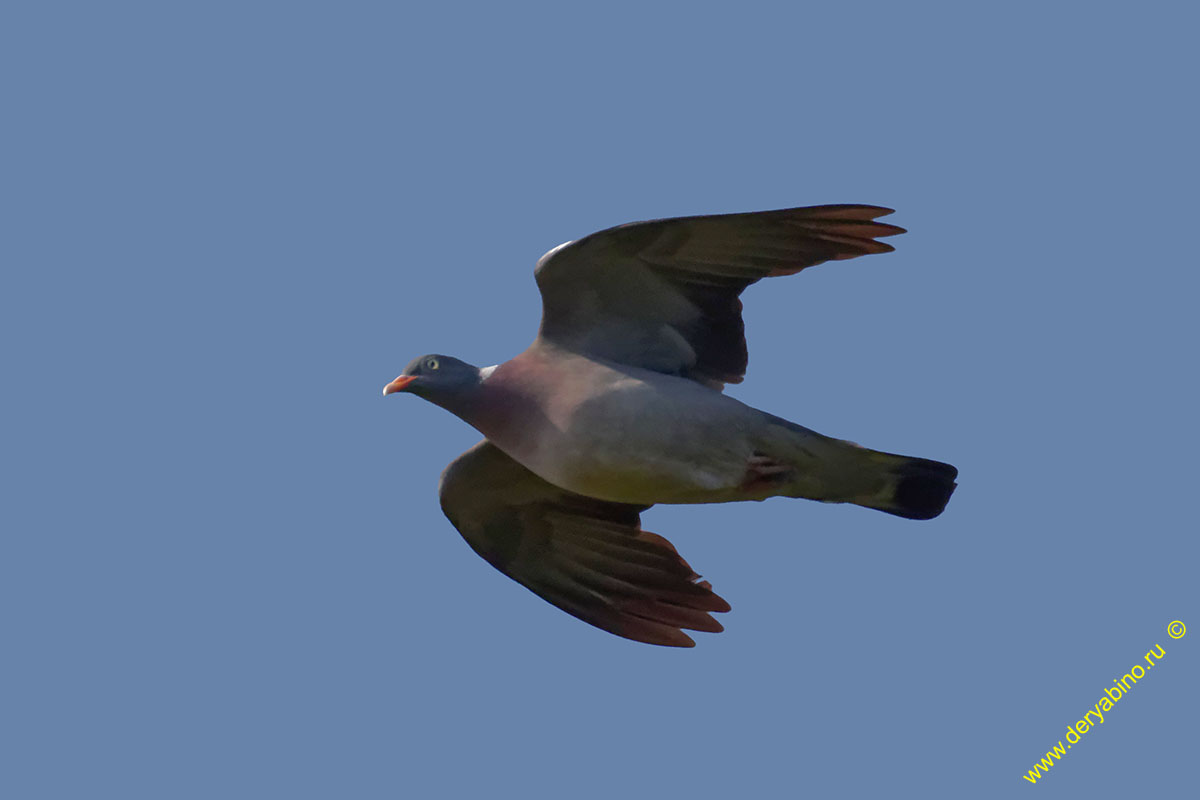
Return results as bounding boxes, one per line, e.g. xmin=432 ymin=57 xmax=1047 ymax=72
xmin=479 ymin=364 xmax=498 ymax=381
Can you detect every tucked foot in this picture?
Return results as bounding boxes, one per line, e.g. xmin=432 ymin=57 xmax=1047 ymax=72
xmin=741 ymin=452 xmax=794 ymax=492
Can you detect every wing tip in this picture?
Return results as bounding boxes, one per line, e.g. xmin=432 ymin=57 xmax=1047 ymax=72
xmin=796 ymin=203 xmax=897 ymax=219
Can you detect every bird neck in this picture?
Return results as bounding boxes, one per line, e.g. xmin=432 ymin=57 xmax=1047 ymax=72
xmin=423 ymin=381 xmax=486 ymax=425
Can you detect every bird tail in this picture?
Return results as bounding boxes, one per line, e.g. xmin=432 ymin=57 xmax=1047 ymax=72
xmin=759 ymin=414 xmax=958 ymax=520
xmin=849 ymin=450 xmax=959 ymax=520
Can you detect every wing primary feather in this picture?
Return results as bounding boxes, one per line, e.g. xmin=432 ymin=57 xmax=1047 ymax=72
xmin=788 ymin=204 xmax=896 ymax=219
xmin=621 ymin=600 xmax=726 ymax=633
xmin=552 ymin=540 xmax=712 ymax=594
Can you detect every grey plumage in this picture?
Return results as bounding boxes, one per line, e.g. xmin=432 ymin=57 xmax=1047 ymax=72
xmin=384 ymin=204 xmax=956 ymax=646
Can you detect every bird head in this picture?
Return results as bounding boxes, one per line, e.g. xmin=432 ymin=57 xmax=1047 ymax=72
xmin=382 ymin=354 xmax=482 ymax=403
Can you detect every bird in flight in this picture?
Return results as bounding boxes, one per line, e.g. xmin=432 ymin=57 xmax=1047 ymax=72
xmin=384 ymin=204 xmax=957 ymax=646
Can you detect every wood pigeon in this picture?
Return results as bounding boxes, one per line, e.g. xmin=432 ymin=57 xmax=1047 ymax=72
xmin=384 ymin=204 xmax=957 ymax=646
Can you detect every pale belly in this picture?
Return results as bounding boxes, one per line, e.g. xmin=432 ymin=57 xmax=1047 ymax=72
xmin=481 ymin=355 xmax=771 ymax=505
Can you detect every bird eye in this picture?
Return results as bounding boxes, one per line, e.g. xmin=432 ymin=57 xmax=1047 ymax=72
xmin=426 ymin=357 xmax=440 ymax=371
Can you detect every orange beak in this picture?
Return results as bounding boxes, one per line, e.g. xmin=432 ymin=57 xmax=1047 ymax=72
xmin=382 ymin=375 xmax=418 ymax=396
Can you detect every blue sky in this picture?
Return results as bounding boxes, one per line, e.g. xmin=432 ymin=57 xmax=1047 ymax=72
xmin=4 ymin=2 xmax=1197 ymax=797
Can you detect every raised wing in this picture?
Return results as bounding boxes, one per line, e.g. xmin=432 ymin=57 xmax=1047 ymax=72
xmin=535 ymin=204 xmax=904 ymax=387
xmin=439 ymin=440 xmax=730 ymax=647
